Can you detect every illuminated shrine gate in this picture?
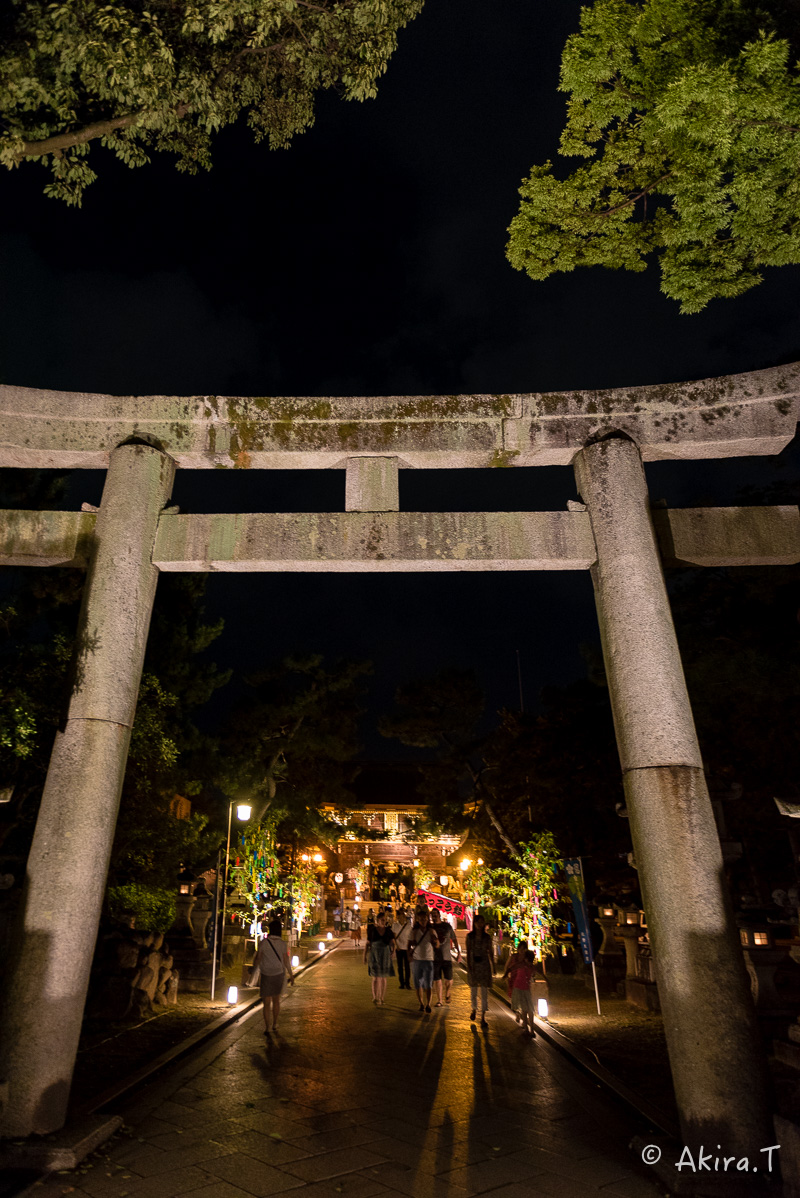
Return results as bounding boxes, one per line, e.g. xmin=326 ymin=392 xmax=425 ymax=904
xmin=2 ymin=367 xmax=800 ymax=1158
xmin=321 ymin=802 xmax=464 ymax=900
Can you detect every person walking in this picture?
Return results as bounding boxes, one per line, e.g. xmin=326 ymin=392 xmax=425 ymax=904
xmin=509 ymin=949 xmax=537 ymax=1037
xmin=392 ymin=906 xmax=413 ymax=990
xmin=249 ymin=917 xmax=294 ymax=1036
xmin=333 ymin=904 xmax=342 ymax=937
xmin=365 ymin=911 xmax=396 ymax=1004
xmin=501 ymin=938 xmax=528 ymax=1019
xmin=343 ymin=906 xmax=352 ymax=936
xmin=431 ymin=908 xmax=461 ymax=1006
xmin=350 ymin=907 xmax=362 ymax=947
xmin=408 ymin=906 xmax=437 ymax=1013
xmin=466 ymin=913 xmax=495 ymax=1027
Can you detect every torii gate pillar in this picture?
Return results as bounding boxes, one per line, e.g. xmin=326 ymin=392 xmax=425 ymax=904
xmin=0 ymin=443 xmax=175 ymax=1137
xmin=574 ymin=436 xmax=772 ymax=1157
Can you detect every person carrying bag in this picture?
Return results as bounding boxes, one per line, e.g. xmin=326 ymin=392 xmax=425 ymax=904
xmin=249 ymin=917 xmax=294 ymax=1037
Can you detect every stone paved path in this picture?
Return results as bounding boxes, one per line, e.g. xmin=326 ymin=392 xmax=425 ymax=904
xmin=31 ymin=944 xmax=663 ymax=1198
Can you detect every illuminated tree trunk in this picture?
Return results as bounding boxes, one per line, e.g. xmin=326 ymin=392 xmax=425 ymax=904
xmin=574 ymin=435 xmax=772 ymax=1158
xmin=0 ymin=444 xmax=175 ymax=1136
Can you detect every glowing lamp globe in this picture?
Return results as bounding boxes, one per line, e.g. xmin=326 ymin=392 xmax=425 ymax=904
xmin=327 ymin=931 xmax=333 ymax=939
xmin=318 ymin=941 xmax=325 ymax=953
xmin=313 ymin=852 xmax=323 ymax=862
xmin=537 ymin=998 xmax=549 ymax=1019
xmin=291 ymin=955 xmax=300 ymax=968
xmin=236 ymin=804 xmax=252 ymax=821
xmin=227 ymin=986 xmax=239 ymax=1004
xmin=460 ymin=858 xmax=471 ymax=872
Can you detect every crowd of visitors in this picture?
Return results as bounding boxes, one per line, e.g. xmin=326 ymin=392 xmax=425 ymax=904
xmin=328 ymin=894 xmax=536 ymax=1035
xmin=251 ymin=897 xmax=538 ymax=1040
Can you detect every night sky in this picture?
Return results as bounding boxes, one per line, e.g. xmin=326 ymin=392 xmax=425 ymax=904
xmin=3 ymin=0 xmax=800 ymax=757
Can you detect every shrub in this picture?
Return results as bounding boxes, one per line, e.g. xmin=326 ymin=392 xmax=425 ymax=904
xmin=107 ymin=883 xmax=176 ymax=934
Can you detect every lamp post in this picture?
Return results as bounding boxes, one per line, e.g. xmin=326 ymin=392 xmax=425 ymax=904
xmin=215 ymin=801 xmax=252 ymax=998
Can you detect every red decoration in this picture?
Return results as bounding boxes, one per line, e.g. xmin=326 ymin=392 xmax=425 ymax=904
xmin=417 ymin=888 xmax=466 ymax=921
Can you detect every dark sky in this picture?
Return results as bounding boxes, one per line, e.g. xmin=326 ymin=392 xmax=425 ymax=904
xmin=2 ymin=0 xmax=800 ymax=755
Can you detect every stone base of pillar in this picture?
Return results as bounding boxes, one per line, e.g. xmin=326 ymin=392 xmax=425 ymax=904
xmin=0 ymin=1114 xmax=123 ymax=1172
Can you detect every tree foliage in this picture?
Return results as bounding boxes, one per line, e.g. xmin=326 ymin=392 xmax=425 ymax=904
xmin=484 ymin=832 xmax=563 ymax=959
xmin=0 ymin=0 xmax=425 ymax=205
xmin=107 ymin=882 xmax=177 ymax=932
xmin=506 ymin=0 xmax=800 ymax=312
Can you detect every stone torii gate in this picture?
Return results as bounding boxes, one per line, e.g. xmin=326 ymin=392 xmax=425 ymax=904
xmin=1 ymin=365 xmax=799 ymax=1156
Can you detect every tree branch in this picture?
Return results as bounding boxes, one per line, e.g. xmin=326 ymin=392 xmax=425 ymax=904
xmin=594 ymin=171 xmax=672 ymax=217
xmin=480 ymin=789 xmax=518 ymax=858
xmin=16 ymin=103 xmax=192 ymax=160
xmin=14 ymin=34 xmax=287 ymax=160
xmin=741 ymin=118 xmax=800 ymax=134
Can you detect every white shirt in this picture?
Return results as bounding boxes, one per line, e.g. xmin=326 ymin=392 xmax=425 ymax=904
xmin=393 ymin=920 xmax=412 ymax=950
xmin=410 ymin=922 xmax=436 ymax=961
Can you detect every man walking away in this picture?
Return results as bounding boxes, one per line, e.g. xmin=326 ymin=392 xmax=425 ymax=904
xmin=392 ymin=907 xmax=413 ymax=989
xmin=431 ymin=908 xmax=461 ymax=1006
xmin=408 ymin=906 xmax=436 ymax=1013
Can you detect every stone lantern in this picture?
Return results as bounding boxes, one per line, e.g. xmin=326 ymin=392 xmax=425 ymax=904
xmin=737 ymin=917 xmax=791 ymax=1017
xmin=190 ymin=879 xmax=213 ymax=949
xmin=595 ymin=902 xmax=619 ymax=956
xmin=592 ymin=900 xmax=625 ymax=995
xmin=173 ymin=869 xmax=197 ymax=936
xmin=616 ymin=904 xmax=642 ymax=981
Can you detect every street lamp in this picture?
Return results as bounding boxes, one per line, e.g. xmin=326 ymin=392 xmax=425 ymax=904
xmin=216 ymin=801 xmax=252 ymax=998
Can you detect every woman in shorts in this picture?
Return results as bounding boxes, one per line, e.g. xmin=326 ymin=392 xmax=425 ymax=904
xmin=408 ymin=906 xmax=437 ymax=1013
xmin=250 ymin=917 xmax=294 ymax=1036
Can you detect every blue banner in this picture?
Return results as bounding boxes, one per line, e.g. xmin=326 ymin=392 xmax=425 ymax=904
xmin=564 ymin=858 xmax=594 ymax=966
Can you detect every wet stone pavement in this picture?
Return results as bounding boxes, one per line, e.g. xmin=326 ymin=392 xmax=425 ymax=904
xmin=32 ymin=943 xmax=663 ymax=1198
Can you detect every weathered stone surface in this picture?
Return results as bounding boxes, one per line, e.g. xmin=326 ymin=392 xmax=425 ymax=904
xmin=0 ymin=360 xmax=798 ymax=468
xmin=152 ymin=509 xmax=597 ymax=571
xmin=345 ymin=455 xmax=399 ymax=511
xmin=0 ymin=507 xmax=95 ymax=566
xmin=654 ymin=504 xmax=800 ymax=566
xmin=575 ymin=436 xmax=773 ymax=1159
xmin=4 ymin=503 xmax=799 ymax=574
xmin=0 ymin=445 xmax=175 ymax=1138
xmin=575 ymin=438 xmax=702 ymax=771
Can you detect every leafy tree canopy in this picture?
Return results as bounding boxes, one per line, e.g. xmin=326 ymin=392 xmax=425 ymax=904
xmin=506 ymin=0 xmax=800 ymax=312
xmin=0 ymin=0 xmax=424 ymax=204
